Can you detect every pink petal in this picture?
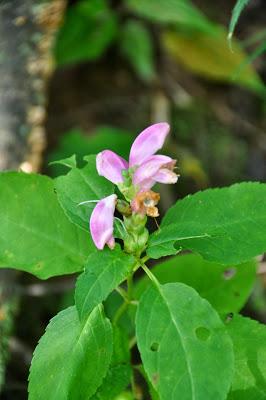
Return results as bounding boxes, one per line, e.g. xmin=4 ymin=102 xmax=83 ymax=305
xmin=96 ymin=150 xmax=128 ymax=184
xmin=133 ymin=155 xmax=173 ymax=187
xmin=129 ymin=122 xmax=170 ymax=167
xmin=153 ymin=168 xmax=179 ymax=184
xmin=134 ymin=178 xmax=156 ymax=191
xmin=89 ymin=194 xmax=117 ymax=250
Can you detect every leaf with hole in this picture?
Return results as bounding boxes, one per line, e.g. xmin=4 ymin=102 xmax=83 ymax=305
xmin=75 ymin=246 xmax=135 ymax=321
xmin=147 ymin=182 xmax=266 ymax=265
xmin=134 ymin=254 xmax=257 ymax=314
xmin=0 ymin=172 xmax=91 ymax=279
xmin=28 ymin=305 xmax=113 ymax=400
xmin=136 ymin=282 xmax=234 ymax=400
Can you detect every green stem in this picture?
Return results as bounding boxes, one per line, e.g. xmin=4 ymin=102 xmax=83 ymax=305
xmin=113 ymin=301 xmax=128 ymax=325
xmin=141 ymin=263 xmax=160 ymax=288
xmin=115 ymin=286 xmax=128 ymax=302
xmin=127 ymin=273 xmax=133 ymax=301
xmin=113 ymin=270 xmax=135 ymax=325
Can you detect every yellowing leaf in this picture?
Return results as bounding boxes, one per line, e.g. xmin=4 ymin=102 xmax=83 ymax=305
xmin=163 ymin=27 xmax=263 ymax=92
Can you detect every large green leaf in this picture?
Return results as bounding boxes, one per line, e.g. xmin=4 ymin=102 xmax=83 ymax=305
xmin=0 ymin=172 xmax=92 ymax=279
xmin=29 ymin=305 xmax=112 ymax=400
xmin=126 ymin=0 xmax=214 ymax=33
xmin=135 ymin=254 xmax=257 ymax=314
xmin=148 ymin=183 xmax=266 ymax=265
xmin=136 ymin=282 xmax=234 ymax=400
xmin=91 ymin=327 xmax=132 ymax=400
xmin=55 ymin=0 xmax=118 ymax=66
xmin=75 ymin=246 xmax=135 ymax=321
xmin=55 ymin=155 xmax=114 ymax=232
xmin=226 ymin=315 xmax=266 ymax=399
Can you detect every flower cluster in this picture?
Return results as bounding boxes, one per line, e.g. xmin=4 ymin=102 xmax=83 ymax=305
xmin=89 ymin=122 xmax=178 ymax=252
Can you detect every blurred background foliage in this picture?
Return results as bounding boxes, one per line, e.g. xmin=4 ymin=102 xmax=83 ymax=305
xmin=1 ymin=0 xmax=266 ymax=399
xmin=46 ymin=0 xmax=266 ymax=195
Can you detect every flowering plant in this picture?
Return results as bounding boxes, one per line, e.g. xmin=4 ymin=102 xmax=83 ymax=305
xmin=0 ymin=123 xmax=266 ymax=399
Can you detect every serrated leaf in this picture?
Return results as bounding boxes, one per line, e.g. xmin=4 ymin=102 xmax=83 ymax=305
xmin=0 ymin=172 xmax=91 ymax=279
xmin=54 ymin=155 xmax=114 ymax=232
xmin=135 ymin=254 xmax=257 ymax=314
xmin=136 ymin=282 xmax=234 ymax=400
xmin=55 ymin=0 xmax=118 ymax=66
xmin=75 ymin=246 xmax=135 ymax=321
xmin=229 ymin=0 xmax=251 ymax=42
xmin=126 ymin=0 xmax=214 ymax=34
xmin=29 ymin=305 xmax=113 ymax=400
xmin=120 ymin=20 xmax=156 ymax=82
xmin=148 ymin=182 xmax=266 ymax=265
xmin=91 ymin=327 xmax=132 ymax=400
xmin=226 ymin=315 xmax=266 ymax=399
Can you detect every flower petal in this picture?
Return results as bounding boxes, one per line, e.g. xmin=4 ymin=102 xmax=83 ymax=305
xmin=133 ymin=155 xmax=173 ymax=187
xmin=153 ymin=168 xmax=179 ymax=184
xmin=129 ymin=122 xmax=170 ymax=167
xmin=96 ymin=150 xmax=128 ymax=184
xmin=89 ymin=194 xmax=117 ymax=250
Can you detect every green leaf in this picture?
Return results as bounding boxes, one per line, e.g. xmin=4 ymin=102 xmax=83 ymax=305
xmin=148 ymin=182 xmax=266 ymax=265
xmin=75 ymin=246 xmax=135 ymax=321
xmin=54 ymin=155 xmax=114 ymax=232
xmin=126 ymin=0 xmax=214 ymax=34
xmin=55 ymin=0 xmax=118 ymax=66
xmin=134 ymin=254 xmax=257 ymax=314
xmin=229 ymin=0 xmax=251 ymax=42
xmin=49 ymin=154 xmax=77 ymax=169
xmin=136 ymin=282 xmax=234 ymax=400
xmin=29 ymin=305 xmax=113 ymax=400
xmin=226 ymin=315 xmax=266 ymax=399
xmin=120 ymin=20 xmax=156 ymax=82
xmin=0 ymin=172 xmax=92 ymax=279
xmin=91 ymin=327 xmax=132 ymax=400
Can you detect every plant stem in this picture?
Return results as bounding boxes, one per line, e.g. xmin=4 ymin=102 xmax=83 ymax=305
xmin=141 ymin=263 xmax=160 ymax=288
xmin=113 ymin=301 xmax=128 ymax=325
xmin=127 ymin=273 xmax=133 ymax=301
xmin=115 ymin=286 xmax=128 ymax=302
xmin=113 ymin=271 xmax=135 ymax=325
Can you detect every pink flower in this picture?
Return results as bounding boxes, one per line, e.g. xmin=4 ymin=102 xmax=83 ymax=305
xmin=89 ymin=194 xmax=117 ymax=250
xmin=96 ymin=122 xmax=178 ymax=190
xmin=96 ymin=150 xmax=128 ymax=184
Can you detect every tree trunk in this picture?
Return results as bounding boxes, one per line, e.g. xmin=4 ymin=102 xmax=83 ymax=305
xmin=0 ymin=0 xmax=66 ymax=393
